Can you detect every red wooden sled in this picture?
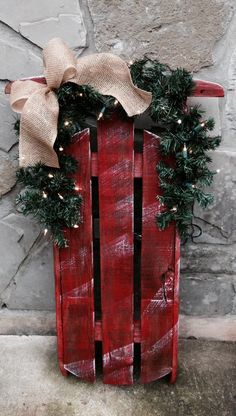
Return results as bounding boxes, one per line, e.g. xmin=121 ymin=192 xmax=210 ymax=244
xmin=6 ymin=78 xmax=224 ymax=385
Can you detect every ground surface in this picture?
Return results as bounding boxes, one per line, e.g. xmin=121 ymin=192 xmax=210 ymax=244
xmin=0 ymin=336 xmax=235 ymax=416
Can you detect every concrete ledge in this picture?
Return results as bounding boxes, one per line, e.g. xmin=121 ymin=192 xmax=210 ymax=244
xmin=0 ymin=309 xmax=56 ymax=335
xmin=179 ymin=315 xmax=236 ymax=342
xmin=0 ymin=310 xmax=236 ymax=341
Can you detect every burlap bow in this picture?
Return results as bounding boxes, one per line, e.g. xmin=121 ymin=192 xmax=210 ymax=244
xmin=10 ymin=38 xmax=152 ymax=168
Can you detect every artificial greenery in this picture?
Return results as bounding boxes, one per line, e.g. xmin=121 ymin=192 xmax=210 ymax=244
xmin=15 ymin=59 xmax=221 ymax=246
xmin=16 ymin=155 xmax=82 ymax=247
xmin=130 ymin=58 xmax=221 ymax=237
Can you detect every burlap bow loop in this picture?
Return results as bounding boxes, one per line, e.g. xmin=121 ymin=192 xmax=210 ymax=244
xmin=10 ymin=38 xmax=152 ymax=168
xmin=43 ymin=37 xmax=78 ymax=89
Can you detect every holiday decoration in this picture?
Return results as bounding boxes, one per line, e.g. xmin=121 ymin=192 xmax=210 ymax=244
xmin=9 ymin=39 xmax=221 ymax=247
xmin=10 ymin=38 xmax=151 ymax=168
xmin=6 ymin=38 xmax=224 ymax=386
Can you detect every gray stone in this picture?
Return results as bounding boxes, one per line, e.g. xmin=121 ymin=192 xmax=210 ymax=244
xmin=180 ymin=273 xmax=236 ymax=315
xmin=20 ymin=14 xmax=87 ymax=49
xmin=181 ymin=243 xmax=236 ymax=275
xmin=0 ymin=336 xmax=235 ymax=416
xmin=224 ymin=44 xmax=236 ymax=146
xmin=0 ymin=0 xmax=82 ymax=31
xmin=0 ymin=221 xmax=25 ymax=295
xmin=0 ymin=85 xmax=18 ymax=152
xmin=189 ymin=150 xmax=236 ymax=245
xmin=4 ymin=240 xmax=55 ymax=311
xmin=0 ymin=0 xmax=87 ymax=49
xmin=0 ymin=213 xmax=41 ymax=301
xmin=88 ymin=0 xmax=235 ymax=71
xmin=0 ymin=35 xmax=42 ymax=79
xmin=0 ymin=156 xmax=16 ymax=196
xmin=2 ymin=213 xmax=41 ymax=253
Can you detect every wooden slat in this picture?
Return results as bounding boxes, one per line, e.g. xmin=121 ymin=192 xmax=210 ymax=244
xmin=59 ymin=129 xmax=95 ymax=382
xmin=98 ymin=115 xmax=134 ymax=385
xmin=140 ymin=130 xmax=176 ymax=383
xmin=170 ymin=231 xmax=181 ymax=383
xmin=53 ymin=244 xmax=68 ymax=376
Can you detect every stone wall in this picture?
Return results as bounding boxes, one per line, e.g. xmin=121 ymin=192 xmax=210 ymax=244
xmin=0 ymin=0 xmax=235 ymax=338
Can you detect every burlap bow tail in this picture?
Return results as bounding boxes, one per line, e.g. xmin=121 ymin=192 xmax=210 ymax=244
xmin=10 ymin=38 xmax=152 ymax=168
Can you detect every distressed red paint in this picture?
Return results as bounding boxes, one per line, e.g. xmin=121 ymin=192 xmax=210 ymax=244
xmin=5 ymin=78 xmax=224 ymax=385
xmin=55 ymin=130 xmax=96 ymax=382
xmin=98 ymin=115 xmax=134 ymax=385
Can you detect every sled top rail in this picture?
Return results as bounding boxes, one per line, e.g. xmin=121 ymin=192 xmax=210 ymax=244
xmin=5 ymin=77 xmax=224 ymax=97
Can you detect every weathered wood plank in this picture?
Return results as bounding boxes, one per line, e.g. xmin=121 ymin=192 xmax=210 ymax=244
xmin=140 ymin=130 xmax=176 ymax=383
xmin=92 ymin=152 xmax=142 ymax=178
xmin=59 ymin=129 xmax=95 ymax=382
xmin=53 ymin=244 xmax=68 ymax=376
xmin=98 ymin=115 xmax=134 ymax=385
xmin=170 ymin=231 xmax=180 ymax=383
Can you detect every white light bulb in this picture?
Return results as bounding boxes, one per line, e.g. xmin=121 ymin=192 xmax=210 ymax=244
xmin=59 ymin=146 xmax=64 ymax=152
xmin=64 ymin=120 xmax=69 ymax=126
xmin=201 ymin=122 xmax=205 ymax=127
xmin=48 ymin=173 xmax=54 ymax=179
xmin=79 ymin=93 xmax=83 ymax=97
xmin=44 ymin=228 xmax=48 ymax=235
xmin=177 ymin=119 xmax=182 ymax=124
xmin=74 ymin=186 xmax=80 ymax=191
xmin=58 ymin=193 xmax=64 ymax=200
xmin=171 ymin=206 xmax=177 ymax=212
xmin=73 ymin=224 xmax=79 ymax=228
xmin=216 ymin=169 xmax=221 ymax=173
xmin=42 ymin=191 xmax=48 ymax=199
xmin=97 ymin=112 xmax=103 ymax=121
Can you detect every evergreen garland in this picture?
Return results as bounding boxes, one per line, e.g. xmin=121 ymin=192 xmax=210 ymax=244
xmin=130 ymin=59 xmax=221 ymax=238
xmin=14 ymin=59 xmax=221 ymax=247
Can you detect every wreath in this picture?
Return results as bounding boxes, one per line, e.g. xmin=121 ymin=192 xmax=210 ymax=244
xmin=10 ymin=40 xmax=221 ymax=247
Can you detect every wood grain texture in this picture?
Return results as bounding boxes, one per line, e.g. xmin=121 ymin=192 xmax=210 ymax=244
xmin=140 ymin=130 xmax=176 ymax=383
xmin=170 ymin=231 xmax=181 ymax=383
xmin=53 ymin=244 xmax=68 ymax=376
xmin=59 ymin=129 xmax=95 ymax=382
xmin=92 ymin=152 xmax=142 ymax=178
xmin=98 ymin=115 xmax=134 ymax=385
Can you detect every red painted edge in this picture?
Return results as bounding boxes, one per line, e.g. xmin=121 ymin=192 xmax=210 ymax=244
xmin=193 ymin=80 xmax=224 ymax=97
xmin=170 ymin=230 xmax=181 ymax=384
